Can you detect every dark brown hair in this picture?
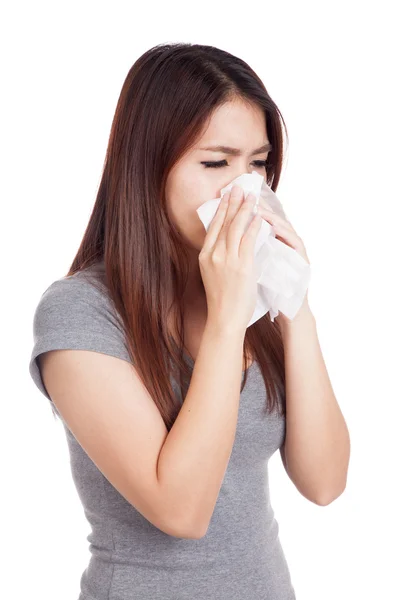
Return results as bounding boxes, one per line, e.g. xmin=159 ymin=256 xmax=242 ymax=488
xmin=61 ymin=42 xmax=289 ymax=430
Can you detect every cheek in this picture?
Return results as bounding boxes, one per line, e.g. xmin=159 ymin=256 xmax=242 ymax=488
xmin=167 ymin=194 xmax=210 ymax=250
xmin=171 ymin=204 xmax=207 ymax=250
xmin=165 ymin=166 xmax=222 ymax=248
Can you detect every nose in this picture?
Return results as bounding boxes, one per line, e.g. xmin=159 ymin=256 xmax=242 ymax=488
xmin=227 ymin=165 xmax=266 ymax=191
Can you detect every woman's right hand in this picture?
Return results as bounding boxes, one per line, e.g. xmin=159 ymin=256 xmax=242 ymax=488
xmin=199 ymin=184 xmax=263 ymax=333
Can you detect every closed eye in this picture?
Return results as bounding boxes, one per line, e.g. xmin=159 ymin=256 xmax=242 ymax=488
xmin=201 ymin=160 xmax=270 ymax=169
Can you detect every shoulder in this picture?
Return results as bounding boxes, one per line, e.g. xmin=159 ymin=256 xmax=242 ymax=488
xmin=29 ymin=264 xmax=132 ymax=405
xmin=32 ymin=269 xmax=121 ymax=335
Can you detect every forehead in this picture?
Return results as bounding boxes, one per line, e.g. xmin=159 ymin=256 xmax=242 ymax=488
xmin=195 ymin=100 xmax=268 ymax=148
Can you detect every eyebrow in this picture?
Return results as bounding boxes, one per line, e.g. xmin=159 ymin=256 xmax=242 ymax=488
xmin=198 ymin=142 xmax=272 ymax=156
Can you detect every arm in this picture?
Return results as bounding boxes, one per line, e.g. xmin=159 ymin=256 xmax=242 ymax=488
xmin=277 ymin=308 xmax=351 ymax=506
xmin=157 ymin=321 xmax=245 ymax=537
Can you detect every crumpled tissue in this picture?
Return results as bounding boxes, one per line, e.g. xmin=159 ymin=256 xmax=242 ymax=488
xmin=196 ymin=170 xmax=311 ymax=327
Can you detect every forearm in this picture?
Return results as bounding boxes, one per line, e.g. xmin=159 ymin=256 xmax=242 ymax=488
xmin=157 ymin=321 xmax=245 ymax=537
xmin=278 ymin=309 xmax=350 ymax=505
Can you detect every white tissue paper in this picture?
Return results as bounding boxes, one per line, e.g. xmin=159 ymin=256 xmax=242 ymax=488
xmin=196 ymin=170 xmax=311 ymax=327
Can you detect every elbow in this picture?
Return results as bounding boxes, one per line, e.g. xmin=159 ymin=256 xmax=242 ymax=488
xmin=183 ymin=519 xmax=209 ymax=539
xmin=171 ymin=501 xmax=211 ymax=539
xmin=169 ymin=523 xmax=207 ymax=540
xmin=165 ymin=514 xmax=208 ymax=540
xmin=190 ymin=528 xmax=208 ymax=540
xmin=314 ymin=482 xmax=347 ymax=506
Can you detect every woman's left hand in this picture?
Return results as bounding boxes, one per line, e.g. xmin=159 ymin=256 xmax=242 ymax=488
xmin=257 ymin=201 xmax=313 ymax=325
xmin=257 ymin=202 xmax=310 ymax=265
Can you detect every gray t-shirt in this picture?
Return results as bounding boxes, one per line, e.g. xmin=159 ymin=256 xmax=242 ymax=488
xmin=29 ymin=265 xmax=296 ymax=600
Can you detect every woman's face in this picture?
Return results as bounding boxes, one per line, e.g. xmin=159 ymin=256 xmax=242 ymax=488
xmin=165 ymin=98 xmax=272 ymax=251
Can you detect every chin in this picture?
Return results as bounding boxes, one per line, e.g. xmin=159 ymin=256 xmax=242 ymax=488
xmin=188 ymin=241 xmax=203 ymax=253
xmin=179 ymin=231 xmax=204 ymax=253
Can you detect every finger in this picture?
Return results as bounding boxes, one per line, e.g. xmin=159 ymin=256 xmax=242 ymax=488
xmin=240 ymin=211 xmax=263 ymax=260
xmin=257 ymin=205 xmax=294 ymax=232
xmin=201 ymin=191 xmax=231 ymax=252
xmin=273 ymin=225 xmax=301 ymax=250
xmin=269 ymin=221 xmax=301 ymax=250
xmin=225 ymin=192 xmax=258 ymax=256
xmin=217 ymin=184 xmax=245 ymax=246
xmin=260 ymin=200 xmax=294 ymax=228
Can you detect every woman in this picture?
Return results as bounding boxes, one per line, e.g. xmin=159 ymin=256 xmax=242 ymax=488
xmin=28 ymin=42 xmax=318 ymax=599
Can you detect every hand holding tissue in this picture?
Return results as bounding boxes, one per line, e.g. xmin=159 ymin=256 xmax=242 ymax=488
xmin=196 ymin=171 xmax=311 ymax=328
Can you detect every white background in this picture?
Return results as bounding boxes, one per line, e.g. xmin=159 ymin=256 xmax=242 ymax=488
xmin=2 ymin=1 xmax=399 ymax=598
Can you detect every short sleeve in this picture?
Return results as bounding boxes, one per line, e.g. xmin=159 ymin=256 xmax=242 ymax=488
xmin=28 ymin=273 xmax=133 ymax=417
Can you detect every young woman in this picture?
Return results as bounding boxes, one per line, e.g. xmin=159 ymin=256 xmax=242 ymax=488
xmin=29 ymin=42 xmax=349 ymax=600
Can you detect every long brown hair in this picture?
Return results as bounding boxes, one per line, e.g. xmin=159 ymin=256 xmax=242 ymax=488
xmin=62 ymin=43 xmax=288 ymax=431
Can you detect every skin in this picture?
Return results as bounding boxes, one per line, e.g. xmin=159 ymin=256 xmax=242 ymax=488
xmin=165 ymin=100 xmax=351 ymax=507
xmin=164 ymin=97 xmax=271 ymax=308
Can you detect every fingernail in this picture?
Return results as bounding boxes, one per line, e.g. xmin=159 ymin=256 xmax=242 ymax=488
xmin=230 ymin=184 xmax=242 ymax=198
